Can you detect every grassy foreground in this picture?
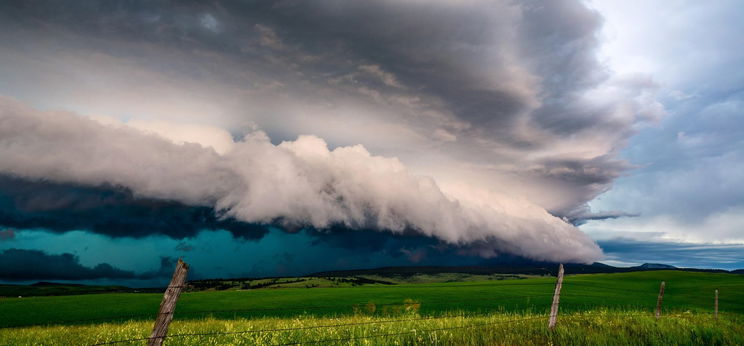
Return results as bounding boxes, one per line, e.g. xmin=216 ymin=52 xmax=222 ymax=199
xmin=1 ymin=310 xmax=741 ymax=345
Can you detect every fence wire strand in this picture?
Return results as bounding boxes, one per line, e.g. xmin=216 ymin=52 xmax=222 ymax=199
xmin=1 ymin=288 xmax=727 ymax=330
xmin=277 ymin=315 xmax=549 ymax=346
xmin=88 ymin=308 xmax=724 ymax=345
xmin=278 ymin=311 xmax=716 ymax=346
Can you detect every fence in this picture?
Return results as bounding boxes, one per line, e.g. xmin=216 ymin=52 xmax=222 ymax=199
xmin=0 ymin=261 xmax=737 ymax=345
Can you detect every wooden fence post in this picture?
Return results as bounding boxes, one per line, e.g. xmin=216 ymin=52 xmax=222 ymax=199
xmin=655 ymin=281 xmax=665 ymax=320
xmin=548 ymin=263 xmax=564 ymax=329
xmin=714 ymin=289 xmax=718 ymax=320
xmin=148 ymin=258 xmax=189 ymax=346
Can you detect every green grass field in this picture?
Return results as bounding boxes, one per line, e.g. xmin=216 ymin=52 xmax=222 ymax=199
xmin=2 ymin=311 xmax=742 ymax=345
xmin=1 ymin=270 xmax=743 ymax=344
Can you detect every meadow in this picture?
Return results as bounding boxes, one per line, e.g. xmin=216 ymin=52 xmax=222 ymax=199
xmin=2 ymin=311 xmax=742 ymax=345
xmin=1 ymin=270 xmax=743 ymax=344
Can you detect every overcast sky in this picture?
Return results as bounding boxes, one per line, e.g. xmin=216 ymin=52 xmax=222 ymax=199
xmin=0 ymin=0 xmax=742 ymax=285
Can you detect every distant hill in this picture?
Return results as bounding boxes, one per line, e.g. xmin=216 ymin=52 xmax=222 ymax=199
xmin=4 ymin=262 xmax=740 ymax=297
xmin=311 ymin=262 xmax=731 ymax=277
xmin=0 ymin=282 xmax=161 ymax=297
xmin=638 ymin=263 xmax=677 ymax=269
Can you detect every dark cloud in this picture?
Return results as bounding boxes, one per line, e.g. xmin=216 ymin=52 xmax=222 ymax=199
xmin=0 ymin=175 xmax=269 ymax=240
xmin=565 ymin=211 xmax=640 ymax=227
xmin=0 ymin=248 xmax=173 ymax=281
xmin=304 ymin=227 xmax=570 ymax=267
xmin=307 ymin=227 xmax=441 ymax=259
xmin=143 ymin=256 xmax=178 ymax=279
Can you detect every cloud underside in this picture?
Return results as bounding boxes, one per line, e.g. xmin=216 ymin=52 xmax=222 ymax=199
xmin=0 ymin=0 xmax=666 ymax=264
xmin=0 ymin=98 xmax=601 ymax=263
xmin=0 ymin=248 xmax=173 ymax=281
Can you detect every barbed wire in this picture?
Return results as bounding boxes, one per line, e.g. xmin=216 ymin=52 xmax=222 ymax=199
xmin=3 ymin=292 xmax=736 ymax=331
xmin=276 ymin=311 xmax=723 ymax=346
xmin=90 ymin=312 xmax=529 ymax=345
xmin=276 ymin=311 xmax=668 ymax=346
xmin=562 ymin=282 xmax=742 ymax=301
xmin=4 ymin=288 xmax=734 ymax=330
xmin=278 ymin=315 xmax=548 ymax=345
xmin=88 ymin=308 xmax=724 ymax=345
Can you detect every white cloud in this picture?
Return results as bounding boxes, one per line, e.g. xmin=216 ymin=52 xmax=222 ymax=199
xmin=121 ymin=119 xmax=235 ymax=155
xmin=583 ymin=207 xmax=744 ymax=245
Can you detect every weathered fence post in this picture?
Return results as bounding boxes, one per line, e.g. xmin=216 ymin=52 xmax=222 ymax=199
xmin=548 ymin=263 xmax=564 ymax=329
xmin=655 ymin=281 xmax=665 ymax=320
xmin=714 ymin=289 xmax=719 ymax=320
xmin=148 ymin=258 xmax=189 ymax=346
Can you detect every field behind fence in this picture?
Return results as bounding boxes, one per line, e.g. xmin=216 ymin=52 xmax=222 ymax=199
xmin=1 ymin=261 xmax=743 ymax=345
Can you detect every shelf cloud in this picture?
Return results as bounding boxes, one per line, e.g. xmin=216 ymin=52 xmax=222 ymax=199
xmin=0 ymin=0 xmax=669 ymax=269
xmin=0 ymin=97 xmax=600 ymax=263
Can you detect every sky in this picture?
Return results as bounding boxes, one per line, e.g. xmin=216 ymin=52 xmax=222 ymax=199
xmin=0 ymin=0 xmax=742 ymax=286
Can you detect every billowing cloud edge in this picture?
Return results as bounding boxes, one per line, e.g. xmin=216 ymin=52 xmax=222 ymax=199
xmin=0 ymin=97 xmax=602 ymax=263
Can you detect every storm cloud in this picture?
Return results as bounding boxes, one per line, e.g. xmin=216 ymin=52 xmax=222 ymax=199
xmin=0 ymin=0 xmax=668 ymax=266
xmin=0 ymin=248 xmax=173 ymax=281
xmin=0 ymin=175 xmax=269 ymax=240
